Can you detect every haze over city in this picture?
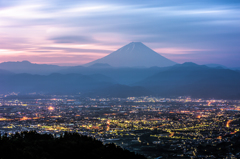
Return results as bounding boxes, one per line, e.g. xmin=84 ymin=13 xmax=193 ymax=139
xmin=1 ymin=0 xmax=240 ymax=67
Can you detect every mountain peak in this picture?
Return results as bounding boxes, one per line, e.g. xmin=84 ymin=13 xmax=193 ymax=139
xmin=130 ymin=41 xmax=142 ymax=43
xmin=85 ymin=42 xmax=177 ymax=67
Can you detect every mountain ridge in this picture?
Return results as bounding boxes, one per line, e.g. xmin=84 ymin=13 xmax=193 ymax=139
xmin=0 ymin=61 xmax=69 ymax=75
xmin=1 ymin=62 xmax=240 ymax=99
xmin=134 ymin=62 xmax=240 ymax=99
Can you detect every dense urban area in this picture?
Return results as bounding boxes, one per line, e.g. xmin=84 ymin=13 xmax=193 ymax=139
xmin=1 ymin=93 xmax=240 ymax=159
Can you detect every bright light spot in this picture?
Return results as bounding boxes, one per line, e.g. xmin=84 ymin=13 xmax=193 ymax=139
xmin=48 ymin=106 xmax=54 ymax=111
xmin=20 ymin=116 xmax=31 ymax=121
xmin=217 ymin=136 xmax=222 ymax=140
xmin=226 ymin=120 xmax=232 ymax=128
xmin=0 ymin=118 xmax=8 ymax=121
xmin=169 ymin=132 xmax=174 ymax=137
xmin=208 ymin=102 xmax=212 ymax=106
xmin=197 ymin=115 xmax=201 ymax=119
xmin=106 ymin=125 xmax=110 ymax=131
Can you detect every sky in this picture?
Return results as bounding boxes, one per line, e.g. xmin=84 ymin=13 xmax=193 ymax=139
xmin=0 ymin=0 xmax=240 ymax=67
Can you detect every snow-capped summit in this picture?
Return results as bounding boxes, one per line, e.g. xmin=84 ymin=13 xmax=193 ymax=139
xmin=85 ymin=42 xmax=177 ymax=67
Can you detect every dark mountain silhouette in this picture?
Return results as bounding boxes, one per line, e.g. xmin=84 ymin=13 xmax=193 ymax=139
xmin=205 ymin=63 xmax=228 ymax=69
xmin=0 ymin=61 xmax=69 ymax=75
xmin=135 ymin=62 xmax=240 ymax=99
xmin=84 ymin=42 xmax=177 ymax=67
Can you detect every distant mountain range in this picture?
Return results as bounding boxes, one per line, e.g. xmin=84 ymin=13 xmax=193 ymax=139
xmin=135 ymin=62 xmax=240 ymax=99
xmin=0 ymin=42 xmax=240 ymax=99
xmin=204 ymin=64 xmax=228 ymax=69
xmin=0 ymin=62 xmax=240 ymax=99
xmin=0 ymin=60 xmax=69 ymax=75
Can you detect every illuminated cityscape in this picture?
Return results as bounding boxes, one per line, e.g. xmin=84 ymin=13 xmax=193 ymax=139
xmin=1 ymin=94 xmax=240 ymax=158
xmin=1 ymin=0 xmax=240 ymax=158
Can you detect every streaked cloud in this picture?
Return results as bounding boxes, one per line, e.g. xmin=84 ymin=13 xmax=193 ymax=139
xmin=0 ymin=0 xmax=240 ymax=67
xmin=49 ymin=35 xmax=97 ymax=44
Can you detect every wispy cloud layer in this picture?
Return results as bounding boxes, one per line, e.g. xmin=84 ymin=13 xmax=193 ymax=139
xmin=0 ymin=0 xmax=240 ymax=66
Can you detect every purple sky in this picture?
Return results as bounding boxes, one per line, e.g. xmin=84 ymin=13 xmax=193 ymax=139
xmin=1 ymin=0 xmax=240 ymax=67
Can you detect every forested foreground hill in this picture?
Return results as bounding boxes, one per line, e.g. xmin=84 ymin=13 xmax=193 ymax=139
xmin=0 ymin=131 xmax=146 ymax=159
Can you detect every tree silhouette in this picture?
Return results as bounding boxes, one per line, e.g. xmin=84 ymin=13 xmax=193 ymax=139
xmin=0 ymin=131 xmax=146 ymax=159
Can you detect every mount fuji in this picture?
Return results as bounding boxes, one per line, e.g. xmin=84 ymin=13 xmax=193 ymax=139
xmin=85 ymin=42 xmax=177 ymax=67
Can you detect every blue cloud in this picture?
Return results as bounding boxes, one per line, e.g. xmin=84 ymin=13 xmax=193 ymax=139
xmin=1 ymin=0 xmax=240 ymax=67
xmin=49 ymin=36 xmax=98 ymax=44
